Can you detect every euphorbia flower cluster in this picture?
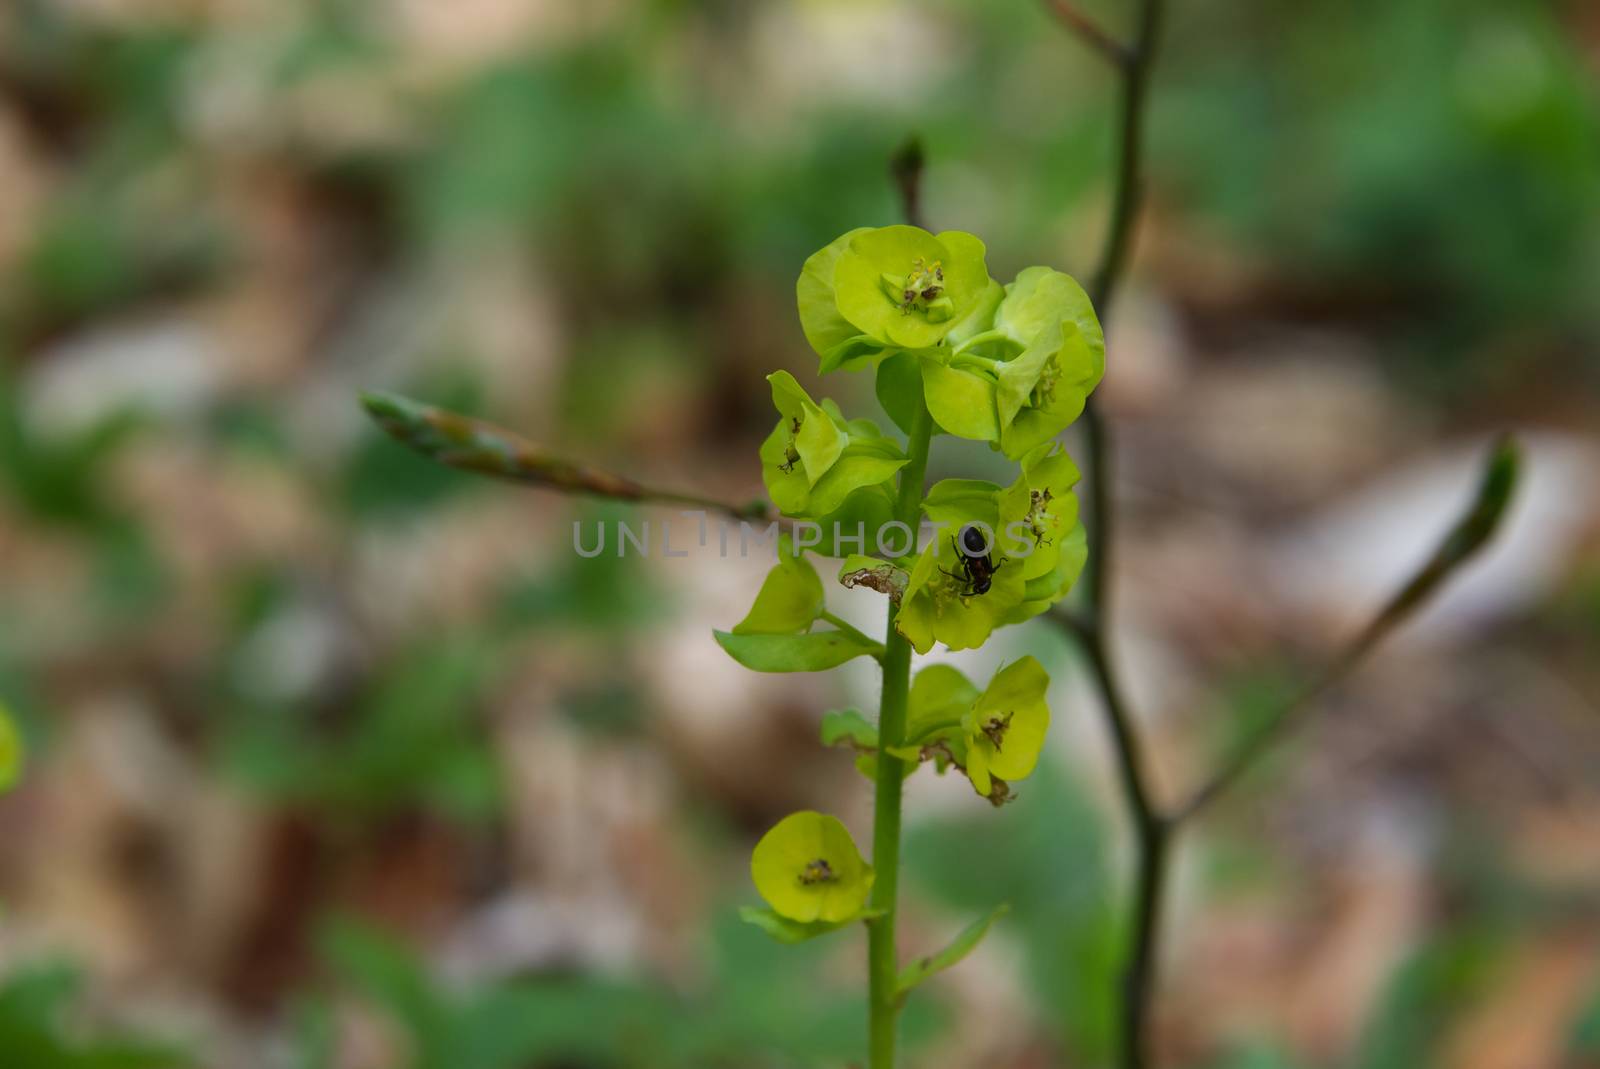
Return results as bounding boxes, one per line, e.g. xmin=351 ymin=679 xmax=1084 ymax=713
xmin=717 ymin=223 xmax=1101 ymax=989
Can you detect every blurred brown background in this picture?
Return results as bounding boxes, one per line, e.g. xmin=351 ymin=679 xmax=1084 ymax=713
xmin=0 ymin=0 xmax=1597 ymax=1067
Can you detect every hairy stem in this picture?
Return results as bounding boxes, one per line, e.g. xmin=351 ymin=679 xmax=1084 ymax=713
xmin=867 ymin=399 xmax=933 ymax=1069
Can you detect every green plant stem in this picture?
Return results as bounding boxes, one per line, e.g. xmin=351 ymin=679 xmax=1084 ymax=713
xmin=867 ymin=398 xmax=934 ymax=1069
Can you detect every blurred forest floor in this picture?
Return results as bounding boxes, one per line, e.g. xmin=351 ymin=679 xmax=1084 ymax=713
xmin=0 ymin=1 xmax=1598 ymax=1067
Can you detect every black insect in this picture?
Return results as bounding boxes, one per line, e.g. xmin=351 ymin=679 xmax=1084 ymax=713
xmin=942 ymin=523 xmax=1001 ymax=597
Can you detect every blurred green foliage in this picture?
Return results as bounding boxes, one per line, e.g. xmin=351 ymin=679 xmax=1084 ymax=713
xmin=223 ymin=633 xmax=504 ymax=819
xmin=310 ymin=916 xmax=941 ymax=1068
xmin=0 ymin=965 xmax=184 ymax=1069
xmin=1354 ymin=933 xmax=1501 ymax=1069
xmin=3 ymin=0 xmax=1588 ymax=381
xmin=906 ymin=757 xmax=1120 ymax=1061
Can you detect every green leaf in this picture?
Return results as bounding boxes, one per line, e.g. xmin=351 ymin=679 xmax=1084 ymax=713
xmin=814 ymin=488 xmax=897 ymax=558
xmin=738 ymin=906 xmax=866 ymax=945
xmin=805 ymin=449 xmax=907 ymax=518
xmin=874 ymin=351 xmax=923 ymax=436
xmin=921 ymin=360 xmax=999 ymax=442
xmin=713 ymin=629 xmax=882 ymax=672
xmin=820 ymin=708 xmax=878 ymax=749
xmin=731 ymin=537 xmax=824 ymax=636
xmin=818 ymin=335 xmax=888 ymax=375
xmin=896 ymin=904 xmax=1011 ymax=996
xmin=921 ymin=478 xmax=1002 ymax=528
xmin=1568 ymin=973 xmax=1600 ymax=1060
xmin=739 ymin=902 xmax=889 ymax=940
xmin=907 ymin=664 xmax=979 ymax=743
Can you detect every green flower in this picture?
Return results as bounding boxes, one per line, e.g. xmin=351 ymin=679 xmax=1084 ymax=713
xmin=996 ymin=443 xmax=1088 ymax=624
xmin=894 ymin=480 xmax=1027 ymax=654
xmin=960 ymin=657 xmax=1051 ymax=803
xmin=760 ymin=371 xmax=906 ymax=519
xmin=908 ymin=266 xmax=1102 ymax=448
xmin=991 ymin=268 xmax=1104 ymax=458
xmin=798 ymin=226 xmax=992 ymax=371
xmin=901 ymin=658 xmax=1052 ymax=805
xmin=751 ymin=810 xmax=874 ymax=923
xmin=0 ymin=702 xmax=21 ymax=793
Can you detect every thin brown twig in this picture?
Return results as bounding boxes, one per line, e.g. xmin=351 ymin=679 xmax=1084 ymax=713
xmin=1045 ymin=0 xmax=1134 ymax=67
xmin=1175 ymin=435 xmax=1521 ymax=822
xmin=1044 ymin=0 xmax=1168 ymax=1064
xmin=360 ymin=391 xmax=773 ymax=523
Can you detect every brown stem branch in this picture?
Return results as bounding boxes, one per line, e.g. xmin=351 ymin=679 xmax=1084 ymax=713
xmin=1045 ymin=0 xmax=1134 ymax=67
xmin=1046 ymin=0 xmax=1167 ymax=1065
xmin=1175 ymin=436 xmax=1521 ymax=822
xmin=360 ymin=391 xmax=773 ymax=523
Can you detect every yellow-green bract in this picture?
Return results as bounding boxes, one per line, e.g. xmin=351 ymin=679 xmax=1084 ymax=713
xmin=960 ymin=658 xmax=1051 ymax=799
xmin=0 ymin=702 xmax=22 ymax=793
xmin=896 ymin=479 xmax=1027 ymax=653
xmin=902 ymin=657 xmax=1052 ymax=804
xmin=751 ymin=810 xmax=874 ymax=923
xmin=798 ymin=226 xmax=992 ymax=371
xmin=759 ymin=371 xmax=906 ymax=520
xmin=924 ymin=267 xmax=1105 ymax=457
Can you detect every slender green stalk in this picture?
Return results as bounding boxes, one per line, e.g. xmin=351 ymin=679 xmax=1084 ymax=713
xmin=867 ymin=399 xmax=934 ymax=1069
